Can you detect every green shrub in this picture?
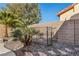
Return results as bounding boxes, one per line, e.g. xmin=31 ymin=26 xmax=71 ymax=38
xmin=11 ymin=29 xmax=23 ymax=41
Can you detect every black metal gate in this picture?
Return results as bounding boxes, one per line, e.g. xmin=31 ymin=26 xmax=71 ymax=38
xmin=32 ymin=27 xmax=53 ymax=46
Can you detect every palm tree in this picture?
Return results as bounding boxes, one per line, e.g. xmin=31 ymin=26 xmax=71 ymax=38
xmin=0 ymin=10 xmax=19 ymax=37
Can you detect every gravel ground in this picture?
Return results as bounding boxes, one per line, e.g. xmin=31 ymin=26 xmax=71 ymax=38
xmin=14 ymin=41 xmax=79 ymax=56
xmin=4 ymin=38 xmax=79 ymax=56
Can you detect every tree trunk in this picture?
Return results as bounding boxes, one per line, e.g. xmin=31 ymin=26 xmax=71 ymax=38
xmin=3 ymin=24 xmax=8 ymax=42
xmin=24 ymin=34 xmax=32 ymax=46
xmin=5 ymin=24 xmax=8 ymax=37
xmin=28 ymin=35 xmax=32 ymax=45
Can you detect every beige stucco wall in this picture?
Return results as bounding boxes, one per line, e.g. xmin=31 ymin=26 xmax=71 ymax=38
xmin=0 ymin=24 xmax=11 ymax=38
xmin=59 ymin=4 xmax=79 ymax=21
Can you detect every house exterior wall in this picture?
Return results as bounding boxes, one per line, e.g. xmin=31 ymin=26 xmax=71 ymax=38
xmin=60 ymin=9 xmax=74 ymax=21
xmin=74 ymin=4 xmax=79 ymax=12
xmin=59 ymin=4 xmax=79 ymax=21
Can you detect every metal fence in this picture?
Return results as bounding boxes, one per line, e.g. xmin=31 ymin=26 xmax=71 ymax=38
xmin=31 ymin=19 xmax=79 ymax=46
xmin=32 ymin=27 xmax=55 ymax=46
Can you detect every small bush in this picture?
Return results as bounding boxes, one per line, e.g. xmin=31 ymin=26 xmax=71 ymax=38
xmin=11 ymin=29 xmax=23 ymax=41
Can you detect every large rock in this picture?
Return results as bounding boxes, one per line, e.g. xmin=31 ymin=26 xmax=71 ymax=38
xmin=4 ymin=41 xmax=24 ymax=51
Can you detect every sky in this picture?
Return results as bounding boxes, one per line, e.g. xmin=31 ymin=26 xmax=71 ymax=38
xmin=0 ymin=3 xmax=72 ymax=24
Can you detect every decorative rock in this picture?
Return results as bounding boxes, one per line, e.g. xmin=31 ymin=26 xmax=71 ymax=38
xmin=48 ymin=50 xmax=56 ymax=55
xmin=65 ymin=48 xmax=73 ymax=52
xmin=57 ymin=49 xmax=68 ymax=55
xmin=4 ymin=41 xmax=24 ymax=51
xmin=38 ymin=52 xmax=47 ymax=56
xmin=75 ymin=48 xmax=79 ymax=51
xmin=25 ymin=52 xmax=33 ymax=56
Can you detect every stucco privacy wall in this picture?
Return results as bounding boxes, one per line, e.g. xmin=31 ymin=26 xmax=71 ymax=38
xmin=31 ymin=21 xmax=64 ymax=36
xmin=54 ymin=19 xmax=79 ymax=45
xmin=0 ymin=24 xmax=11 ymax=37
xmin=59 ymin=4 xmax=79 ymax=21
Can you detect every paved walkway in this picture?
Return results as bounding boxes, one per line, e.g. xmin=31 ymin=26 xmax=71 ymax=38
xmin=0 ymin=51 xmax=15 ymax=56
xmin=0 ymin=43 xmax=15 ymax=56
xmin=0 ymin=38 xmax=15 ymax=56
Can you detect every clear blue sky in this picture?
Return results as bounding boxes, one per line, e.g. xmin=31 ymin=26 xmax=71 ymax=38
xmin=0 ymin=3 xmax=72 ymax=24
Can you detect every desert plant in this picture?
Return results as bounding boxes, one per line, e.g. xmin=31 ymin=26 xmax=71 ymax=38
xmin=0 ymin=9 xmax=20 ymax=37
xmin=11 ymin=29 xmax=23 ymax=41
xmin=2 ymin=3 xmax=41 ymax=46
